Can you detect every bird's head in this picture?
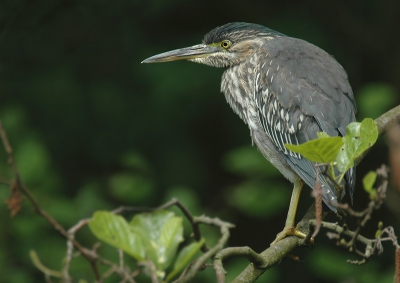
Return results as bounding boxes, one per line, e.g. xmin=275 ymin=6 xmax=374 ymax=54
xmin=142 ymin=22 xmax=283 ymax=68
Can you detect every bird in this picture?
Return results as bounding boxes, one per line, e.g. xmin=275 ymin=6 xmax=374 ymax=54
xmin=142 ymin=22 xmax=357 ymax=244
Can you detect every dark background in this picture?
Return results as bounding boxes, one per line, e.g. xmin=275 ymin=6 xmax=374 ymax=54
xmin=0 ymin=0 xmax=399 ymax=282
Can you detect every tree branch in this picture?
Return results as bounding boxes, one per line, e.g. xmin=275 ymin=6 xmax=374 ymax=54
xmin=2 ymin=102 xmax=399 ymax=283
xmin=225 ymin=107 xmax=400 ymax=282
xmin=228 ymin=205 xmax=318 ymax=283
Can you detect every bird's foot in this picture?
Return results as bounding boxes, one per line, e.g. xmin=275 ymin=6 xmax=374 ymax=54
xmin=270 ymin=226 xmax=309 ymax=245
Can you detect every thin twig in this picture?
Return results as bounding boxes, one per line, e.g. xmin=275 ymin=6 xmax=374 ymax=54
xmin=0 ymin=121 xmax=102 ymax=282
xmin=214 ymin=247 xmax=265 ymax=283
xmin=29 ymin=250 xmax=63 ymax=278
xmin=1 ymin=102 xmax=399 ymax=283
xmin=312 ymin=166 xmax=323 ymax=238
xmin=230 ymin=162 xmax=391 ymax=282
xmin=309 ymin=220 xmax=373 ymax=247
xmin=180 ymin=216 xmax=235 ymax=283
xmin=62 ymin=236 xmax=74 ymax=283
xmin=95 ymin=253 xmax=137 ymax=283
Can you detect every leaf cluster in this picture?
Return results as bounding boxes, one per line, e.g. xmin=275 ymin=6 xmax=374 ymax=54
xmin=285 ymin=118 xmax=378 ymax=186
xmin=89 ymin=210 xmax=204 ymax=282
xmin=86 ymin=118 xmax=380 ymax=282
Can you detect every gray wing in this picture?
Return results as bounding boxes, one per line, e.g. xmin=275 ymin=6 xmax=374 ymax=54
xmin=254 ymin=36 xmax=357 ymax=210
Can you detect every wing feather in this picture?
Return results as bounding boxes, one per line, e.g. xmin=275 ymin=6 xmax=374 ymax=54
xmin=253 ymin=37 xmax=357 ymax=209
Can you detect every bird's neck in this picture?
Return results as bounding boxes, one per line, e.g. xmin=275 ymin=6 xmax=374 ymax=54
xmin=221 ymin=64 xmax=256 ymax=124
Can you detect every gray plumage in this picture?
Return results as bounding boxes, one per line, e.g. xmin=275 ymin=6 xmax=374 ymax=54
xmin=143 ymin=22 xmax=357 ymax=211
xmin=204 ymin=23 xmax=356 ymax=210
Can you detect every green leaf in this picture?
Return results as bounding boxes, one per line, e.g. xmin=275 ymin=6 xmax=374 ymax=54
xmin=130 ymin=211 xmax=184 ymax=271
xmin=362 ymin=171 xmax=377 ymax=193
xmin=166 ymin=238 xmax=205 ymax=282
xmin=346 ymin=122 xmax=361 ymax=136
xmin=285 ymin=136 xmax=343 ymax=163
xmin=317 ymin=132 xmax=330 ymax=139
xmin=360 ymin=118 xmax=379 ymax=147
xmin=336 ymin=119 xmax=378 ymax=172
xmin=88 ymin=211 xmax=145 ymax=261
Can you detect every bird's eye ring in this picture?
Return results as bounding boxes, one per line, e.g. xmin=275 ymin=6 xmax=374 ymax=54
xmin=221 ymin=40 xmax=231 ymax=49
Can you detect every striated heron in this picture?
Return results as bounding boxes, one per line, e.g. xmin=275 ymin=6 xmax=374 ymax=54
xmin=142 ymin=22 xmax=357 ymax=244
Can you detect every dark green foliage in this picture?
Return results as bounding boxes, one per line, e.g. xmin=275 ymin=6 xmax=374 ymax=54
xmin=0 ymin=0 xmax=399 ymax=282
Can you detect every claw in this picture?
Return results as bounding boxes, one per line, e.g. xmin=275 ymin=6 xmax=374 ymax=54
xmin=270 ymin=226 xmax=308 ymax=245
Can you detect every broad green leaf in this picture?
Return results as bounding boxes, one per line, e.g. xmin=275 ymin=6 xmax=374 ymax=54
xmin=336 ymin=134 xmax=353 ymax=173
xmin=88 ymin=211 xmax=145 ymax=261
xmin=130 ymin=211 xmax=184 ymax=271
xmin=362 ymin=171 xmax=377 ymax=193
xmin=317 ymin=132 xmax=330 ymax=139
xmin=360 ymin=118 xmax=379 ymax=148
xmin=285 ymin=136 xmax=343 ymax=163
xmin=336 ymin=119 xmax=378 ymax=172
xmin=166 ymin=238 xmax=205 ymax=282
xmin=346 ymin=122 xmax=361 ymax=136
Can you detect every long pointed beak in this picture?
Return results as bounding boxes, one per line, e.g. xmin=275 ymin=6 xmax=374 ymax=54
xmin=141 ymin=44 xmax=219 ymax=63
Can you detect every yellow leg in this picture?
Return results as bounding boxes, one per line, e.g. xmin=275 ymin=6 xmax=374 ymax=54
xmin=271 ymin=177 xmax=307 ymax=245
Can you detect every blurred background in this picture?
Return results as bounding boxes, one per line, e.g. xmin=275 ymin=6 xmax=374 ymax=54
xmin=0 ymin=0 xmax=399 ymax=282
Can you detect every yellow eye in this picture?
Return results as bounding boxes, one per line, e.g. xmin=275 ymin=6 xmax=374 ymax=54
xmin=221 ymin=40 xmax=231 ymax=49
